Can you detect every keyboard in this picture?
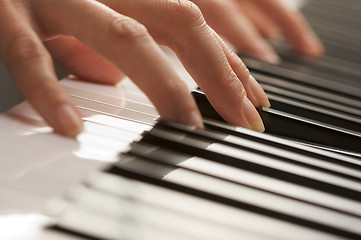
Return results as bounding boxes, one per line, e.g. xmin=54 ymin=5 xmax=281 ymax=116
xmin=1 ymin=0 xmax=360 ymax=239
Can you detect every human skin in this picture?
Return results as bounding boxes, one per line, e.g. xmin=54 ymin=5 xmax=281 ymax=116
xmin=0 ymin=0 xmax=322 ymax=137
xmin=192 ymin=0 xmax=323 ymax=63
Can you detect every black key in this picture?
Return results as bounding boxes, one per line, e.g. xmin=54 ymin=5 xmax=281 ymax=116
xmin=129 ymin=142 xmax=361 ymax=218
xmin=192 ymin=90 xmax=361 ymax=153
xmin=154 ymin=120 xmax=361 ymax=181
xmin=140 ymin=126 xmax=361 ymax=202
xmin=107 ymin=154 xmax=361 ymax=239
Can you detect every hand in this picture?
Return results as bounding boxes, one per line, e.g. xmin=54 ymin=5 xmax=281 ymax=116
xmin=191 ymin=0 xmax=324 ymax=63
xmin=0 ymin=0 xmax=269 ymax=137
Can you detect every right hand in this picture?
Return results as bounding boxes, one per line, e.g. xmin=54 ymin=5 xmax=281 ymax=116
xmin=0 ymin=0 xmax=269 ymax=137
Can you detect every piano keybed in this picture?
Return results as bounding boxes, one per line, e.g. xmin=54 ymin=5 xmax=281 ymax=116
xmin=40 ymin=0 xmax=361 ymax=239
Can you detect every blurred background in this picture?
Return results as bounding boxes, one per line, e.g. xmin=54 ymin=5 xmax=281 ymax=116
xmin=0 ymin=62 xmax=23 ymax=112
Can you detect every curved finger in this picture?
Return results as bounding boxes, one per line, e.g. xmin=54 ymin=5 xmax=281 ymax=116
xmin=45 ymin=36 xmax=125 ymax=85
xmin=0 ymin=1 xmax=83 ymax=137
xmin=34 ymin=0 xmax=203 ymax=128
xmin=134 ymin=0 xmax=265 ymax=130
xmin=112 ymin=0 xmax=265 ymax=130
xmin=212 ymin=30 xmax=270 ymax=109
xmin=249 ymin=0 xmax=324 ymax=57
xmin=192 ymin=0 xmax=280 ymax=64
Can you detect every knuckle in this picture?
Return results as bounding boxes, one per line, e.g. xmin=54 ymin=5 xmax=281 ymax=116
xmin=5 ymin=35 xmax=48 ymax=68
xmin=172 ymin=0 xmax=205 ymax=25
xmin=220 ymin=67 xmax=244 ymax=93
xmin=26 ymin=80 xmax=60 ymax=105
xmin=109 ymin=17 xmax=150 ymax=42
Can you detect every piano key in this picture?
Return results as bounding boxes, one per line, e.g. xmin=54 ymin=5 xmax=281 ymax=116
xmin=64 ymin=86 xmax=158 ymax=116
xmin=140 ymin=127 xmax=361 ymax=202
xmin=304 ymin=5 xmax=361 ymax=31
xmin=129 ymin=142 xmax=361 ymax=218
xmin=76 ymin=132 xmax=131 ymax=154
xmin=0 ymin=186 xmax=49 ymax=213
xmin=256 ymin=50 xmax=361 ymax=90
xmin=153 ymin=121 xmax=361 ymax=181
xmin=258 ymin=108 xmax=361 ymax=153
xmin=202 ymin=119 xmax=361 ymax=163
xmin=84 ymin=172 xmax=345 ymax=240
xmin=77 ymin=106 xmax=154 ymax=127
xmin=108 ymin=155 xmax=361 ymax=239
xmin=241 ymin=58 xmax=361 ymax=98
xmin=39 ymin=229 xmax=90 ymax=240
xmin=309 ymin=23 xmax=361 ymax=48
xmin=71 ymin=96 xmax=157 ymax=125
xmin=52 ymin=205 xmax=196 ymax=240
xmin=41 ymin=1 xmax=361 ymax=239
xmin=263 ymin=93 xmax=361 ymax=132
xmin=3 ymin=174 xmax=70 ymax=198
xmin=276 ymin=48 xmax=361 ymax=77
xmin=192 ymin=90 xmax=361 ymax=153
xmin=63 ymin=185 xmax=264 ymax=240
xmin=82 ymin=121 xmax=141 ymax=143
xmin=80 ymin=108 xmax=152 ymax=134
xmin=252 ymin=73 xmax=361 ymax=113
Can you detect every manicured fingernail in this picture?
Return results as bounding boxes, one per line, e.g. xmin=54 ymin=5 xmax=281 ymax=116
xmin=187 ymin=111 xmax=204 ymax=129
xmin=57 ymin=104 xmax=83 ymax=137
xmin=242 ymin=97 xmax=265 ymax=132
xmin=248 ymin=75 xmax=271 ymax=108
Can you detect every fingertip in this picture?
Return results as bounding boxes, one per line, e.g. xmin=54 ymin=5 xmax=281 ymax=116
xmin=242 ymin=74 xmax=270 ymax=109
xmin=186 ymin=110 xmax=204 ymax=129
xmin=257 ymin=53 xmax=281 ymax=65
xmin=242 ymin=97 xmax=265 ymax=132
xmin=301 ymin=33 xmax=325 ymax=58
xmin=243 ymin=40 xmax=281 ymax=65
xmin=55 ymin=104 xmax=84 ymax=137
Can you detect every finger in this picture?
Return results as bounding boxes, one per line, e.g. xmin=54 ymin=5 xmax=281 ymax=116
xmin=34 ymin=0 xmax=203 ymax=128
xmin=45 ymin=36 xmax=125 ymax=85
xmin=213 ymin=32 xmax=266 ymax=131
xmin=212 ymin=29 xmax=270 ymax=109
xmin=158 ymin=1 xmax=265 ymax=130
xmin=115 ymin=0 xmax=265 ymax=131
xmin=0 ymin=1 xmax=83 ymax=137
xmin=192 ymin=0 xmax=280 ymax=64
xmin=249 ymin=0 xmax=324 ymax=57
xmin=238 ymin=1 xmax=281 ymax=40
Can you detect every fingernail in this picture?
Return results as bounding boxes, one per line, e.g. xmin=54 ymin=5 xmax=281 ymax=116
xmin=187 ymin=110 xmax=204 ymax=129
xmin=303 ymin=32 xmax=324 ymax=57
xmin=251 ymin=41 xmax=281 ymax=64
xmin=248 ymin=75 xmax=271 ymax=108
xmin=241 ymin=97 xmax=265 ymax=132
xmin=259 ymin=53 xmax=281 ymax=65
xmin=56 ymin=104 xmax=83 ymax=137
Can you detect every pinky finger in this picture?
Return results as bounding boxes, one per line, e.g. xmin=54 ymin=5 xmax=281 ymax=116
xmin=0 ymin=5 xmax=83 ymax=136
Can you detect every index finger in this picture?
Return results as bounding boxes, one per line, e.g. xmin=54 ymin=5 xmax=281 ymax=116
xmin=34 ymin=0 xmax=204 ymax=128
